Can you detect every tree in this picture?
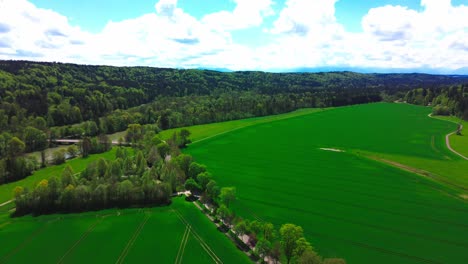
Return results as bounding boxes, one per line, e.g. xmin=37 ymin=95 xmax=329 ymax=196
xmin=188 ymin=162 xmax=206 ymax=178
xmin=234 ymin=220 xmax=248 ymax=237
xmin=196 ymin=172 xmax=212 ymax=191
xmin=23 ymin=126 xmax=47 ymax=152
xmin=206 ymin=180 xmax=220 ymax=202
xmin=157 ymin=142 xmax=170 ymax=159
xmin=62 ymin=165 xmax=76 ymax=187
xmin=52 ymin=149 xmax=66 ymax=165
xmin=67 ymin=145 xmax=79 ymax=158
xmin=8 ymin=137 xmax=25 ymax=157
xmin=298 ymin=249 xmax=322 ymax=264
xmin=280 ymin=224 xmax=304 ymax=264
xmin=255 ymin=239 xmax=272 ymax=261
xmin=177 ymin=129 xmax=191 ymax=148
xmin=220 ymin=187 xmax=236 ymax=208
xmin=263 ymin=222 xmax=275 ymax=242
xmin=80 ymin=137 xmax=92 ymax=158
xmin=184 ymin=178 xmax=201 ymax=194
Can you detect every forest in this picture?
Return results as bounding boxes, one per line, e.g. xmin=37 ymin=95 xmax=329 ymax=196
xmin=404 ymin=84 xmax=468 ymax=119
xmin=0 ymin=60 xmax=467 ymax=184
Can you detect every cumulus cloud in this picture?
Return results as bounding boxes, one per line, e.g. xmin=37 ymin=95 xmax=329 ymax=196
xmin=202 ymin=0 xmax=274 ymax=31
xmin=0 ymin=0 xmax=467 ymax=72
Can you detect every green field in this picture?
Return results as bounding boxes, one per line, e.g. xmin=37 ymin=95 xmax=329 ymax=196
xmin=0 ymin=149 xmax=119 ymax=204
xmin=0 ymin=197 xmax=249 ymax=264
xmin=431 ymin=115 xmax=468 ymax=158
xmin=186 ymin=103 xmax=468 ymax=264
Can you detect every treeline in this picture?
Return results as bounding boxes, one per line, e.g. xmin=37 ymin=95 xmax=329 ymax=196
xmin=2 ymin=60 xmax=468 ymax=150
xmin=404 ymin=84 xmax=468 ymax=120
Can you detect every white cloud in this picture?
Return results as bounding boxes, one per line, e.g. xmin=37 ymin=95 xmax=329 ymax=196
xmin=202 ymin=0 xmax=274 ymax=31
xmin=0 ymin=0 xmax=467 ymax=72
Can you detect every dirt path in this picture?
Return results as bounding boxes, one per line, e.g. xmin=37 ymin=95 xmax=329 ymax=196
xmin=445 ymin=128 xmax=468 ymax=160
xmin=428 ymin=113 xmax=468 ymax=160
xmin=0 ymin=199 xmax=13 ymax=207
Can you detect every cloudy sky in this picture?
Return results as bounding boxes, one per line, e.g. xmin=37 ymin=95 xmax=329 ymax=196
xmin=0 ymin=0 xmax=467 ymax=73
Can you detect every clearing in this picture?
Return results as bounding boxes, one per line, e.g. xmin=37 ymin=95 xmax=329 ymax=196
xmin=186 ymin=103 xmax=468 ymax=264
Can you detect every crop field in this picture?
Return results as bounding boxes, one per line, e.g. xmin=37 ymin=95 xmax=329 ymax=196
xmin=186 ymin=103 xmax=468 ymax=264
xmin=0 ymin=197 xmax=249 ymax=264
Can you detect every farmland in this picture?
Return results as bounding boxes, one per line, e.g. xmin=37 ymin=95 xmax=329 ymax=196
xmin=0 ymin=197 xmax=249 ymax=264
xmin=186 ymin=103 xmax=468 ymax=264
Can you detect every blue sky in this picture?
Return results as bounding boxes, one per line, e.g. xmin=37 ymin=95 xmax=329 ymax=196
xmin=1 ymin=0 xmax=468 ymax=73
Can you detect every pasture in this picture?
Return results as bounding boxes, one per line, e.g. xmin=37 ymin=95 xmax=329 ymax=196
xmin=0 ymin=197 xmax=249 ymax=264
xmin=186 ymin=103 xmax=468 ymax=264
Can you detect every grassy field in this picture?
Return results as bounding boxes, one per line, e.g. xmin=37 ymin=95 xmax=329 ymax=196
xmin=158 ymin=108 xmax=328 ymax=142
xmin=0 ymin=149 xmax=118 ymax=204
xmin=431 ymin=115 xmax=468 ymax=158
xmin=0 ymin=197 xmax=249 ymax=264
xmin=186 ymin=103 xmax=468 ymax=264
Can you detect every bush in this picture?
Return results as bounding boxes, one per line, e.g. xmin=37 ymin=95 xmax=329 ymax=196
xmin=52 ymin=149 xmax=66 ymax=165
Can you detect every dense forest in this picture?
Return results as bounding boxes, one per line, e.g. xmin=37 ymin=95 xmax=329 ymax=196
xmin=404 ymin=84 xmax=468 ymax=120
xmin=1 ymin=60 xmax=467 ymax=184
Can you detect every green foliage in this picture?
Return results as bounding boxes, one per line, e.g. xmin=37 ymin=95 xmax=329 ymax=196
xmin=219 ymin=187 xmax=236 ymax=208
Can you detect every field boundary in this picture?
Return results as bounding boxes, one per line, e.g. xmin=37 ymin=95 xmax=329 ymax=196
xmin=365 ymin=155 xmax=467 ymax=202
xmin=171 ymin=209 xmax=223 ymax=264
xmin=115 ymin=213 xmax=150 ymax=264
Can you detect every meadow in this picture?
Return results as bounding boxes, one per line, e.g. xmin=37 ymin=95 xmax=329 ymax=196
xmin=0 ymin=197 xmax=249 ymax=264
xmin=0 ymin=149 xmax=119 ymax=204
xmin=186 ymin=103 xmax=468 ymax=264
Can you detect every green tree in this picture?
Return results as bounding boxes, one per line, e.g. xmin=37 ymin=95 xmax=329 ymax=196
xmin=184 ymin=178 xmax=201 ymax=194
xmin=280 ymin=223 xmax=304 ymax=264
xmin=220 ymin=187 xmax=236 ymax=208
xmin=61 ymin=165 xmax=76 ymax=187
xmin=80 ymin=137 xmax=91 ymax=158
xmin=8 ymin=137 xmax=25 ymax=157
xmin=188 ymin=162 xmax=206 ymax=178
xmin=256 ymin=239 xmax=272 ymax=261
xmin=67 ymin=145 xmax=79 ymax=158
xmin=298 ymin=249 xmax=322 ymax=264
xmin=23 ymin=126 xmax=47 ymax=152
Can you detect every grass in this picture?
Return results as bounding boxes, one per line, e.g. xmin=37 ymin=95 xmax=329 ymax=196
xmin=0 ymin=197 xmax=250 ymax=264
xmin=185 ymin=103 xmax=468 ymax=264
xmin=158 ymin=108 xmax=328 ymax=142
xmin=0 ymin=149 xmax=118 ymax=204
xmin=431 ymin=115 xmax=468 ymax=158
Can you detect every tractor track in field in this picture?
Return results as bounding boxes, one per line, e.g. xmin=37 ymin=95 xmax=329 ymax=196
xmin=57 ymin=218 xmax=104 ymax=264
xmin=239 ymin=181 xmax=468 ymax=227
xmin=239 ymin=169 xmax=468 ymax=213
xmin=172 ymin=209 xmax=223 ymax=264
xmin=175 ymin=225 xmax=191 ymax=264
xmin=243 ymin=196 xmax=468 ymax=248
xmin=0 ymin=217 xmax=61 ymax=264
xmin=115 ymin=213 xmax=150 ymax=264
xmin=305 ymin=230 xmax=443 ymax=264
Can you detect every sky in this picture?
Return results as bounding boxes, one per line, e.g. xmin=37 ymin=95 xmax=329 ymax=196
xmin=0 ymin=0 xmax=467 ymax=73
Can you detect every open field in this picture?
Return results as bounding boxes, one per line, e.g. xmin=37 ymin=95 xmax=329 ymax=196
xmin=431 ymin=115 xmax=468 ymax=158
xmin=186 ymin=103 xmax=468 ymax=264
xmin=158 ymin=108 xmax=328 ymax=142
xmin=0 ymin=197 xmax=249 ymax=264
xmin=0 ymin=149 xmax=119 ymax=204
